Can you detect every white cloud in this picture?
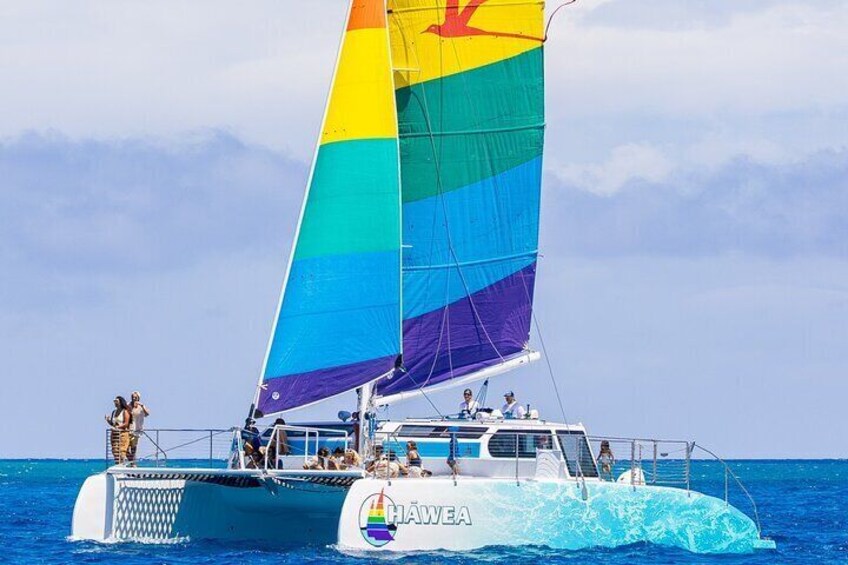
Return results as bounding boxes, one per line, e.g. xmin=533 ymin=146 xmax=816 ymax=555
xmin=1 ymin=1 xmax=846 ymax=166
xmin=0 ymin=1 xmax=346 ymax=159
xmin=547 ymin=1 xmax=848 ymax=120
xmin=549 ymin=142 xmax=673 ymax=195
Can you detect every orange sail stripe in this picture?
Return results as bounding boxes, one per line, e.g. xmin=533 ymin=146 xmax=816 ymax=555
xmin=347 ymin=0 xmax=387 ymax=30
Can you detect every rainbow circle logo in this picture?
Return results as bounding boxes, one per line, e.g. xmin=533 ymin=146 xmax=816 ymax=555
xmin=358 ymin=489 xmax=398 ymax=547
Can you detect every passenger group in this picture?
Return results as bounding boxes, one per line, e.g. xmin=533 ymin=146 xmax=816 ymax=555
xmin=105 ymin=392 xmax=150 ymax=465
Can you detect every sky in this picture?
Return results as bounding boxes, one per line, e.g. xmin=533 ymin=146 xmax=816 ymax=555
xmin=1 ymin=0 xmax=846 ymax=459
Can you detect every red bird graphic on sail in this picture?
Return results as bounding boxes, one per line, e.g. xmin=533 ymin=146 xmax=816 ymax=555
xmin=424 ymin=0 xmax=542 ymax=41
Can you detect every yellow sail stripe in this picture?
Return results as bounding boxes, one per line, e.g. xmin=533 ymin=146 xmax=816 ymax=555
xmin=388 ymin=0 xmax=544 ymax=88
xmin=321 ymin=28 xmax=398 ymax=145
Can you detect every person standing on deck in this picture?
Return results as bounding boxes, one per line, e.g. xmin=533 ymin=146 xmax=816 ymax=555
xmin=127 ymin=391 xmax=150 ymax=465
xmin=459 ymin=388 xmax=479 ymax=418
xmin=501 ymin=391 xmax=527 ymax=419
xmin=105 ymin=396 xmax=131 ymax=465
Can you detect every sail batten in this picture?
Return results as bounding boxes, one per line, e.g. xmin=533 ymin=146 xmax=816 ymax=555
xmin=257 ymin=0 xmax=401 ymax=414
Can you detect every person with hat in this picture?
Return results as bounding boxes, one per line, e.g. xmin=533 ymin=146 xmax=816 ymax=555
xmin=501 ymin=391 xmax=527 ymax=419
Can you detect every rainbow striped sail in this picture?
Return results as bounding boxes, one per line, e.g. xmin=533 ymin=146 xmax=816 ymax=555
xmin=376 ymin=0 xmax=544 ymax=399
xmin=257 ymin=0 xmax=402 ymax=413
xmin=256 ymin=0 xmax=542 ymax=413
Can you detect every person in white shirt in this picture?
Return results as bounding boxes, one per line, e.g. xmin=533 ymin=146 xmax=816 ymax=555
xmin=127 ymin=391 xmax=150 ymax=465
xmin=459 ymin=388 xmax=479 ymax=418
xmin=501 ymin=391 xmax=527 ymax=419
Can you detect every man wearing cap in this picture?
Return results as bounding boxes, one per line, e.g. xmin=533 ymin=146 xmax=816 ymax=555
xmin=501 ymin=391 xmax=527 ymax=419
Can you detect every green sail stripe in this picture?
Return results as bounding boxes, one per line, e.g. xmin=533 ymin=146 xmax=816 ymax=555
xmin=395 ymin=48 xmax=544 ymax=203
xmin=294 ymin=138 xmax=400 ymax=260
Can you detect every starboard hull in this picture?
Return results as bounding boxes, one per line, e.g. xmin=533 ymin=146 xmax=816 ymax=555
xmin=337 ymin=477 xmax=772 ymax=554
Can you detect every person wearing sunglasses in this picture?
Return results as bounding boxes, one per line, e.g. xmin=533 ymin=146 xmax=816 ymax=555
xmin=459 ymin=388 xmax=479 ymax=418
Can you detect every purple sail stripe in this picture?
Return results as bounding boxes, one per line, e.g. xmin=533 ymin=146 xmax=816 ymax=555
xmin=376 ymin=263 xmax=536 ymax=397
xmin=258 ymin=355 xmax=397 ymax=414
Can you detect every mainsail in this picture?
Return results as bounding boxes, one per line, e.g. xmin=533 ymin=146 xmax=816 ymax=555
xmin=375 ymin=0 xmax=545 ymax=400
xmin=256 ymin=0 xmax=401 ymax=414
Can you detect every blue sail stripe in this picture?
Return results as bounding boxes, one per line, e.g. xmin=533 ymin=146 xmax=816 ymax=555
xmin=402 ymin=157 xmax=541 ymax=319
xmin=264 ymin=250 xmax=400 ymax=379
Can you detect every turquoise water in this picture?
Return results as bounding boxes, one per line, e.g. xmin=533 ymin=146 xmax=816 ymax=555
xmin=0 ymin=460 xmax=845 ymax=563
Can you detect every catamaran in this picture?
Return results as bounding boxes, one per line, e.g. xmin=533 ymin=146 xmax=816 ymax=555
xmin=72 ymin=0 xmax=775 ymax=553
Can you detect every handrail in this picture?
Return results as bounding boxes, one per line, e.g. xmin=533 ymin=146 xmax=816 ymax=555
xmin=693 ymin=443 xmax=763 ymax=535
xmin=261 ymin=424 xmax=350 ymax=471
xmin=105 ymin=427 xmax=235 ymax=467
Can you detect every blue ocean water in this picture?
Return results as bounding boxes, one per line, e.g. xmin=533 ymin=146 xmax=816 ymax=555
xmin=0 ymin=460 xmax=845 ymax=564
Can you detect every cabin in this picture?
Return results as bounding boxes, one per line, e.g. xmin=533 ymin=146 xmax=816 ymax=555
xmin=265 ymin=417 xmax=600 ymax=480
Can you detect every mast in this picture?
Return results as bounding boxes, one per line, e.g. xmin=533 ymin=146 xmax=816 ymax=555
xmin=356 ymin=382 xmax=373 ymax=454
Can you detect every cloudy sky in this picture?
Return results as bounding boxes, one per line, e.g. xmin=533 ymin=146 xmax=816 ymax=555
xmin=1 ymin=0 xmax=846 ymax=458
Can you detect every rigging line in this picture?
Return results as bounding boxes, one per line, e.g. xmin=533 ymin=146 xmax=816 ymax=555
xmin=544 ymin=0 xmax=578 ymax=42
xmin=413 ymin=83 xmax=506 ymax=364
xmin=407 ymin=79 xmax=506 ymax=365
xmin=398 ymin=294 xmax=450 ymax=417
xmin=518 ymin=266 xmax=569 ymax=424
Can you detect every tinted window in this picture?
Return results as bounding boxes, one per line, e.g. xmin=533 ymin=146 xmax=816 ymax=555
xmin=488 ymin=430 xmax=554 ymax=458
xmin=556 ymin=432 xmax=598 ymax=477
xmin=397 ymin=425 xmax=485 ymax=439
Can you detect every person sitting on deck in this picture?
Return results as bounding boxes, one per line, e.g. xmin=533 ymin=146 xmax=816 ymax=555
xmin=331 ymin=447 xmax=346 ymax=468
xmin=459 ymin=388 xmax=479 ymax=418
xmin=343 ymin=448 xmax=362 ymax=468
xmin=598 ymin=440 xmax=616 ymax=480
xmin=501 ymin=391 xmax=527 ymax=419
xmin=365 ymin=444 xmax=385 ymax=473
xmin=374 ymin=449 xmax=405 ymax=478
xmin=405 ymin=440 xmax=430 ymax=477
xmin=264 ymin=418 xmax=289 ymax=468
xmin=241 ymin=418 xmax=263 ymax=468
xmin=303 ymin=446 xmax=333 ymax=470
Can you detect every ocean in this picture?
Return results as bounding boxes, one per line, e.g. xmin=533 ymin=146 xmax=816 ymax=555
xmin=0 ymin=459 xmax=845 ymax=564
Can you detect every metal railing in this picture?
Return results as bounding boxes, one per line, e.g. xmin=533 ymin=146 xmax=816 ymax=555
xmin=104 ymin=428 xmax=236 ymax=468
xmin=362 ymin=429 xmax=761 ymax=532
xmin=101 ymin=425 xmax=761 ymax=533
xmin=692 ymin=444 xmax=763 ymax=535
xmin=246 ymin=424 xmax=351 ymax=471
xmin=585 ymin=436 xmax=693 ymax=488
xmin=105 ymin=425 xmax=355 ymax=471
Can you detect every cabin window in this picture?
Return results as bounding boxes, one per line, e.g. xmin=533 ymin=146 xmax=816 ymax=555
xmin=487 ymin=430 xmax=554 ymax=458
xmin=396 ymin=425 xmax=485 ymax=439
xmin=556 ymin=431 xmax=599 ymax=477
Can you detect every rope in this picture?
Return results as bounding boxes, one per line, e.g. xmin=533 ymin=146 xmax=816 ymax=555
xmin=410 ymin=47 xmax=507 ymax=365
xmin=544 ymin=0 xmax=578 ymax=42
xmin=517 ymin=267 xmax=568 ymax=423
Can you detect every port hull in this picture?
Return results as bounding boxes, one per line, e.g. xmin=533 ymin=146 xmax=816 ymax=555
xmin=71 ymin=468 xmax=353 ymax=544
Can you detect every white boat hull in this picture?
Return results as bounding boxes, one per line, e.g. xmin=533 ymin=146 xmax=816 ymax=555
xmin=73 ymin=469 xmax=773 ymax=553
xmin=337 ymin=477 xmax=768 ymax=554
xmin=72 ymin=468 xmax=352 ymax=544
